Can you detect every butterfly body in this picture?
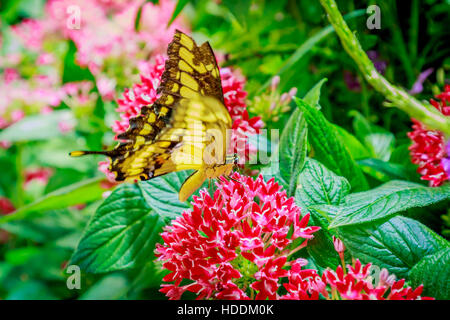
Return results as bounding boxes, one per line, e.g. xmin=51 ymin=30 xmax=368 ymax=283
xmin=70 ymin=30 xmax=235 ymax=202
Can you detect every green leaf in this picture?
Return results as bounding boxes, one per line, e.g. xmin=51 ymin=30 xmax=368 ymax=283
xmin=80 ymin=274 xmax=129 ymax=300
xmin=334 ymin=125 xmax=371 ymax=160
xmin=305 ymin=208 xmax=340 ymax=269
xmin=303 ymin=78 xmax=327 ymax=109
xmin=295 ymin=97 xmax=368 ymax=192
xmin=410 ymin=248 xmax=450 ymax=299
xmin=325 ymin=180 xmax=450 ymax=229
xmin=0 ymin=177 xmax=106 ymax=225
xmin=351 ymin=111 xmax=395 ymax=161
xmin=71 ymin=183 xmax=164 ymax=273
xmin=357 ymin=158 xmax=409 ymax=181
xmin=262 ymin=107 xmax=308 ymax=196
xmin=2 ymin=209 xmax=85 ymax=243
xmin=294 ymin=158 xmax=348 ymax=269
xmin=167 ymin=0 xmax=190 ymax=27
xmin=139 ymin=171 xmax=196 ymax=219
xmin=337 ymin=216 xmax=449 ymax=278
xmin=0 ymin=110 xmax=76 ymax=143
xmin=295 ymin=158 xmax=350 ymax=207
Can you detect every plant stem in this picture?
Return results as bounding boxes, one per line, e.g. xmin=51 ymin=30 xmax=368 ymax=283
xmin=319 ymin=0 xmax=450 ymax=137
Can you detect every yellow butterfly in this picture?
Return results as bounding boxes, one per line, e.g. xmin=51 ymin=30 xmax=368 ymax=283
xmin=70 ymin=30 xmax=236 ymax=202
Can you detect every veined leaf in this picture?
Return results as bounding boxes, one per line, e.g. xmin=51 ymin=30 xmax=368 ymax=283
xmin=295 ymin=97 xmax=368 ymax=192
xmin=337 ymin=216 xmax=449 ymax=278
xmin=410 ymin=248 xmax=450 ymax=299
xmin=326 ymin=180 xmax=450 ymax=228
xmin=139 ymin=171 xmax=199 ymax=219
xmin=295 ymin=158 xmax=348 ymax=269
xmin=70 ymin=184 xmax=165 ymax=273
xmin=295 ymin=158 xmax=350 ymax=208
xmin=303 ymin=78 xmax=327 ymax=109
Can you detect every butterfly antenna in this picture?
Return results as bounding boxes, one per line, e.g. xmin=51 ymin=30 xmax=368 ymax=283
xmin=69 ymin=150 xmax=111 ymax=157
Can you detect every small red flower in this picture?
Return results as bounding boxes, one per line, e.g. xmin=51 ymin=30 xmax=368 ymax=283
xmin=408 ymin=85 xmax=450 ymax=186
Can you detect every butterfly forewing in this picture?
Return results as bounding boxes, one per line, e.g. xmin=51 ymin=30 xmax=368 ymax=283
xmin=70 ymin=30 xmax=232 ymax=187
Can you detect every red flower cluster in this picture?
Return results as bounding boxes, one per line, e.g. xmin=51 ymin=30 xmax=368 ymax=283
xmin=408 ymin=85 xmax=450 ymax=186
xmin=282 ymin=238 xmax=433 ymax=300
xmin=155 ymin=173 xmax=320 ymax=299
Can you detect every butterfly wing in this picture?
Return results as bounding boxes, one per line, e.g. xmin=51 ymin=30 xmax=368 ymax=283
xmin=70 ymin=30 xmax=227 ymax=185
xmin=118 ymin=96 xmax=232 ymax=183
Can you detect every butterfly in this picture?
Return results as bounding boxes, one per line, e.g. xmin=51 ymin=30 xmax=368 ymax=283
xmin=70 ymin=30 xmax=236 ymax=202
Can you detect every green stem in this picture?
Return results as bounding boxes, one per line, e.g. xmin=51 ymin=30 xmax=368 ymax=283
xmin=319 ymin=0 xmax=450 ymax=137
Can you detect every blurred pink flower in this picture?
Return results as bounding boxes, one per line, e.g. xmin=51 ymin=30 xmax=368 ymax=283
xmin=3 ymin=68 xmax=20 ymax=84
xmin=58 ymin=121 xmax=75 ymax=133
xmin=11 ymin=19 xmax=46 ymax=51
xmin=24 ymin=168 xmax=53 ymax=187
xmin=96 ymin=76 xmax=117 ymax=101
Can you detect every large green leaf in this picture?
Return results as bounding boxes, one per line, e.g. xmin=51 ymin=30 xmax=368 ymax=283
xmin=139 ymin=171 xmax=196 ymax=219
xmin=0 ymin=110 xmax=76 ymax=143
xmin=0 ymin=177 xmax=106 ymax=225
xmin=295 ymin=158 xmax=350 ymax=207
xmin=262 ymin=107 xmax=308 ymax=197
xmin=322 ymin=180 xmax=450 ymax=228
xmin=295 ymin=158 xmax=349 ymax=269
xmin=70 ymin=184 xmax=165 ymax=273
xmin=357 ymin=158 xmax=410 ymax=181
xmin=295 ymin=97 xmax=368 ymax=192
xmin=337 ymin=216 xmax=449 ymax=278
xmin=409 ymin=248 xmax=450 ymax=300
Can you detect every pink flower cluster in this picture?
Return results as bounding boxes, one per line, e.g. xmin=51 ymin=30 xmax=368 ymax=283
xmin=408 ymin=85 xmax=450 ymax=186
xmin=1 ymin=0 xmax=186 ymax=149
xmin=155 ymin=172 xmax=320 ymax=299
